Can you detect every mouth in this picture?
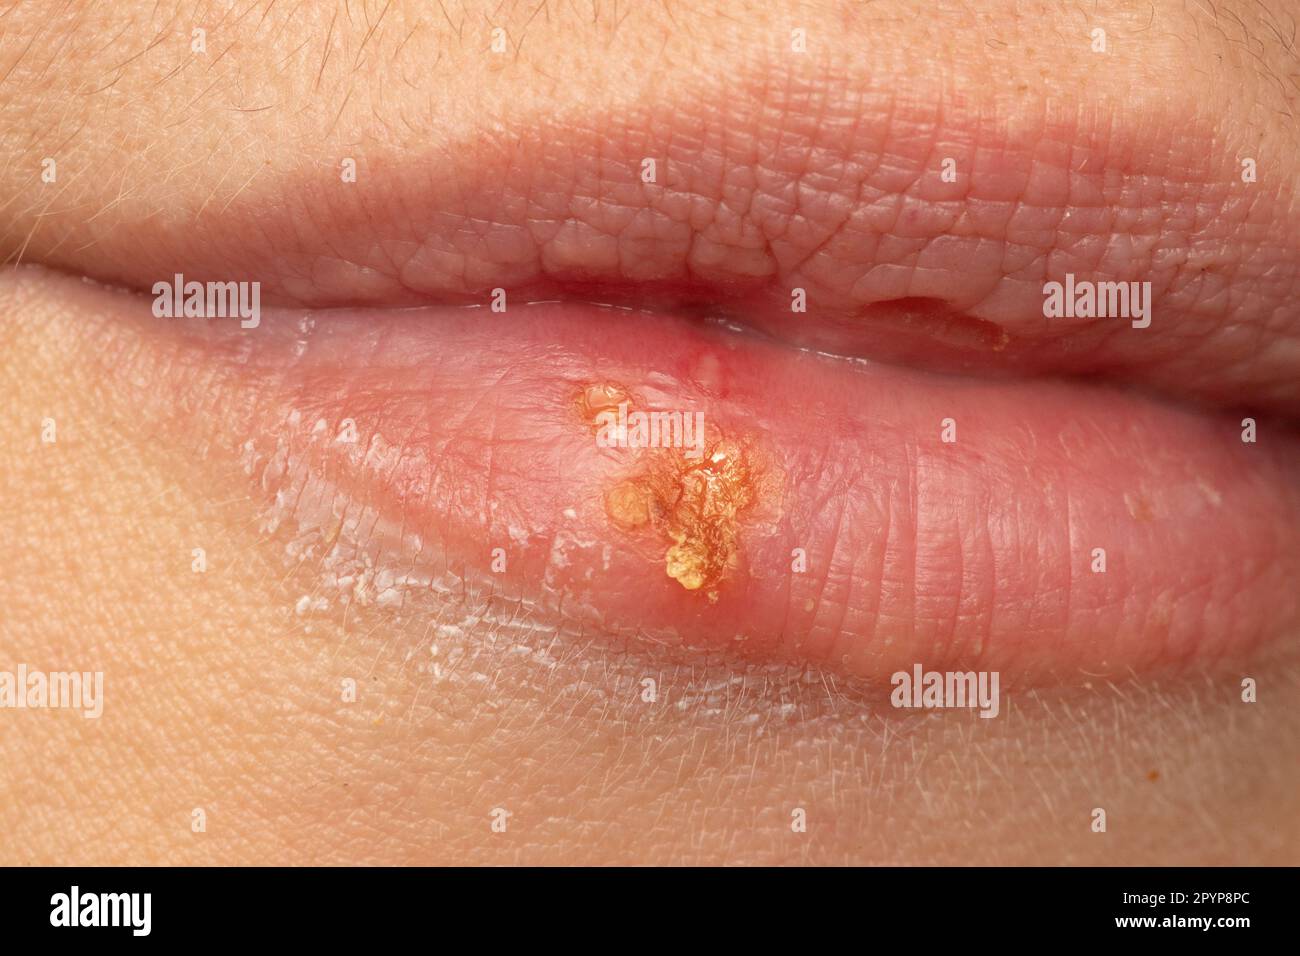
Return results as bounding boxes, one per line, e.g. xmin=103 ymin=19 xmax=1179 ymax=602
xmin=11 ymin=66 xmax=1300 ymax=685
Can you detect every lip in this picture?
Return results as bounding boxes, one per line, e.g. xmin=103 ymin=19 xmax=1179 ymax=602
xmin=9 ymin=35 xmax=1300 ymax=685
xmin=32 ymin=266 xmax=1299 ymax=682
xmin=8 ymin=69 xmax=1300 ymax=415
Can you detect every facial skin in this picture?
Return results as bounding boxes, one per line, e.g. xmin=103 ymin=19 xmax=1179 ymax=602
xmin=1 ymin=0 xmax=1298 ymax=865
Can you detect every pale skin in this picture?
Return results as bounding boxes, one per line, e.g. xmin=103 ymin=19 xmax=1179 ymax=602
xmin=1 ymin=1 xmax=1298 ymax=865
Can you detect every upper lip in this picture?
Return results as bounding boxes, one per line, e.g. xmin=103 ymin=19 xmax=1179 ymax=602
xmin=7 ymin=70 xmax=1300 ymax=417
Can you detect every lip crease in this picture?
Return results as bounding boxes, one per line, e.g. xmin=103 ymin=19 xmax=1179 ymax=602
xmin=42 ymin=265 xmax=1300 ymax=684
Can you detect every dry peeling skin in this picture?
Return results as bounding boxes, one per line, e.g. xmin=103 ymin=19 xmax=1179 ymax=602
xmin=2 ymin=0 xmax=1300 ymax=867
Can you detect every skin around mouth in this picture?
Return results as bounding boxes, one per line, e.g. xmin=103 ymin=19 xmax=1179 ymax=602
xmin=37 ymin=268 xmax=1300 ymax=684
xmin=2 ymin=0 xmax=1300 ymax=870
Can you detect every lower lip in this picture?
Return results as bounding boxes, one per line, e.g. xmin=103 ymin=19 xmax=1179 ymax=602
xmin=83 ymin=282 xmax=1300 ymax=681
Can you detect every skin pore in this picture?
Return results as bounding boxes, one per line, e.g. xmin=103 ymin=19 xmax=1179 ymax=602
xmin=1 ymin=0 xmax=1298 ymax=865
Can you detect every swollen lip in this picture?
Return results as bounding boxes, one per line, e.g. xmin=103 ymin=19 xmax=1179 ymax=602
xmin=132 ymin=293 xmax=1297 ymax=683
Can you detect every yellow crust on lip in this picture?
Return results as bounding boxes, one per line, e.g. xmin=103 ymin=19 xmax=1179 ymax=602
xmin=578 ymin=382 xmax=777 ymax=595
xmin=577 ymin=382 xmax=631 ymax=423
xmin=604 ymin=479 xmax=651 ymax=530
xmin=653 ymin=440 xmax=755 ymax=592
